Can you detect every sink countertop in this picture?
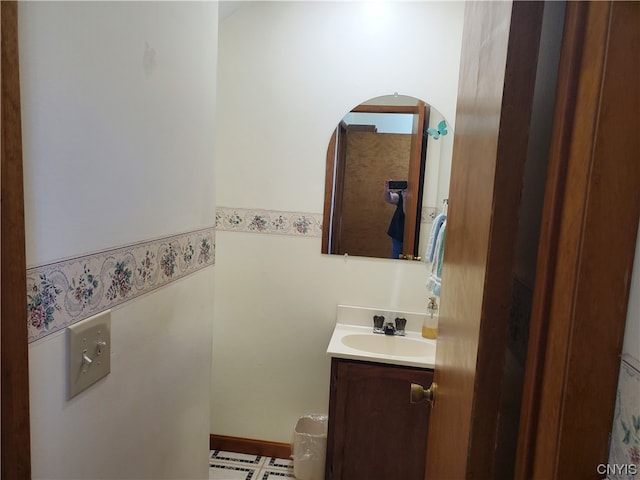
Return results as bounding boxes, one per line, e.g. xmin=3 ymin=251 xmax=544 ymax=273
xmin=326 ymin=305 xmax=436 ymax=369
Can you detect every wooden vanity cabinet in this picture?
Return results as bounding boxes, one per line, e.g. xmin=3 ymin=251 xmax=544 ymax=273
xmin=325 ymin=357 xmax=433 ymax=480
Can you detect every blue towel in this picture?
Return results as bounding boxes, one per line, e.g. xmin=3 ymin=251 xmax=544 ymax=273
xmin=425 ymin=213 xmax=446 ymax=263
xmin=427 ymin=221 xmax=446 ymax=297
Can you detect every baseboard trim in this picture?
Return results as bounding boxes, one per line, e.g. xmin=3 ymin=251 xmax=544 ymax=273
xmin=210 ymin=434 xmax=291 ymax=459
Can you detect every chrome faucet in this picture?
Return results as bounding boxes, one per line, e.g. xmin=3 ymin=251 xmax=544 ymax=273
xmin=372 ymin=315 xmax=406 ymax=336
xmin=383 ymin=322 xmax=397 ymax=335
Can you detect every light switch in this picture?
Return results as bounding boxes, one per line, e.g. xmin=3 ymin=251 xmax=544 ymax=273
xmin=67 ymin=310 xmax=111 ymax=399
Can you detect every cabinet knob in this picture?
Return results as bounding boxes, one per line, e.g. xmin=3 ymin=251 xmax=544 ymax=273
xmin=410 ymin=382 xmax=437 ymax=407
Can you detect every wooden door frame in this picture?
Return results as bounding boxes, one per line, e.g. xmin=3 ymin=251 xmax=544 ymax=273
xmin=1 ymin=1 xmax=32 ymax=478
xmin=516 ymin=2 xmax=640 ymax=478
xmin=321 ymin=102 xmax=429 ymax=258
xmin=403 ymin=100 xmax=427 ymax=259
xmin=322 ymin=121 xmax=347 ymax=255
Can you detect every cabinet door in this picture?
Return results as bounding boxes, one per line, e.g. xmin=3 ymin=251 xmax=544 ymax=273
xmin=326 ymin=358 xmax=433 ymax=480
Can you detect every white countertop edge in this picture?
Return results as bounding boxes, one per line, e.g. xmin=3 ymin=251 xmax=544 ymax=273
xmin=326 ymin=323 xmax=436 ymax=369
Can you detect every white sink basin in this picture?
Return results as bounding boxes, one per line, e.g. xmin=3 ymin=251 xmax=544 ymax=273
xmin=326 ymin=308 xmax=437 ymax=368
xmin=341 ymin=334 xmax=435 ymax=358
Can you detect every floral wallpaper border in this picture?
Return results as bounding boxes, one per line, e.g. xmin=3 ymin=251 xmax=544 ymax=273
xmin=609 ymin=354 xmax=640 ymax=476
xmin=215 ymin=206 xmax=437 ymax=237
xmin=27 ymin=227 xmax=215 ymax=343
xmin=215 ymin=206 xmax=323 ymax=237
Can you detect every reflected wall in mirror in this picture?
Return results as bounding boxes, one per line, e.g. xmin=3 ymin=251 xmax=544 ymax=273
xmin=322 ymin=95 xmax=452 ymax=260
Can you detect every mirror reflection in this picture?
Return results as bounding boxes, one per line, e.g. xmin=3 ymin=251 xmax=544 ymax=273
xmin=322 ymin=95 xmax=452 ymax=260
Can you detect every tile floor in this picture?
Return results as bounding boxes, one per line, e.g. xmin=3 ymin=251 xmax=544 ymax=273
xmin=209 ymin=450 xmax=296 ymax=479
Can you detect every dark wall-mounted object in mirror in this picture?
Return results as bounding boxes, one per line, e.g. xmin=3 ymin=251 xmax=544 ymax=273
xmin=322 ymin=95 xmax=450 ymax=260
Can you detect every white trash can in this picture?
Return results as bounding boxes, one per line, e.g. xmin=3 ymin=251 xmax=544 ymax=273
xmin=291 ymin=414 xmax=328 ymax=480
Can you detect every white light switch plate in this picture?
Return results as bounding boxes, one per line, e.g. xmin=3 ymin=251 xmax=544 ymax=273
xmin=67 ymin=310 xmax=111 ymax=399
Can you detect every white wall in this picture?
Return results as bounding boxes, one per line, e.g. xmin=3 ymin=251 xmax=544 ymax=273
xmin=213 ymin=1 xmax=464 ymax=443
xmin=20 ymin=2 xmax=217 ymax=478
xmin=216 ymin=1 xmax=462 ymax=214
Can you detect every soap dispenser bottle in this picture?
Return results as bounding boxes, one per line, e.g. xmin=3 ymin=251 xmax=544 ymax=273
xmin=422 ymin=297 xmax=439 ymax=339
